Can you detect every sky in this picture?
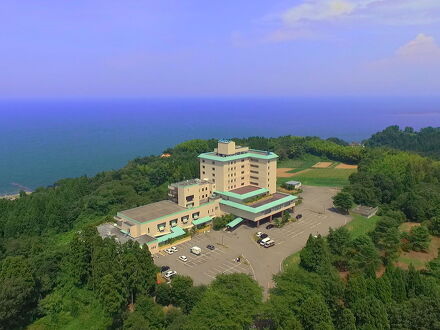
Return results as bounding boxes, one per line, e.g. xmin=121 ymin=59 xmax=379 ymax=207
xmin=1 ymin=0 xmax=440 ymax=98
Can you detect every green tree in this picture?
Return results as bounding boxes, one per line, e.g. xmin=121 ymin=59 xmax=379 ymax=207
xmin=0 ymin=256 xmax=37 ymax=330
xmin=332 ymin=192 xmax=353 ymax=214
xmin=347 ymin=235 xmax=381 ymax=276
xmin=300 ymin=235 xmax=332 ymax=273
xmin=98 ymin=274 xmax=126 ymax=317
xmin=336 ymin=308 xmax=356 ymax=330
xmin=299 ymin=295 xmax=333 ymax=330
xmin=408 ymin=226 xmax=431 ymax=251
xmin=428 ymin=216 xmax=440 ymax=236
xmin=351 ymin=295 xmax=390 ymax=329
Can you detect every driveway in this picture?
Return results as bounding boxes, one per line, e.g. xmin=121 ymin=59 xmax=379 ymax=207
xmin=154 ymin=185 xmax=351 ymax=294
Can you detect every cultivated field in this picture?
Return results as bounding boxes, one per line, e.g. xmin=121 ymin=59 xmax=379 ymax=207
xmin=335 ymin=163 xmax=358 ymax=169
xmin=312 ymin=162 xmax=333 ymax=168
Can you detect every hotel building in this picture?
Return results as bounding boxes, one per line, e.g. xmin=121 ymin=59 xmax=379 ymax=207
xmin=109 ymin=140 xmax=297 ymax=253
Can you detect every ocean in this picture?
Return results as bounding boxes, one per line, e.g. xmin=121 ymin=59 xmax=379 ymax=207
xmin=1 ymin=97 xmax=440 ymax=195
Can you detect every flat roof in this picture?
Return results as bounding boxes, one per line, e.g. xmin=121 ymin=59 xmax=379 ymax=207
xmin=215 ymin=186 xmax=268 ymax=201
xmin=285 ymin=181 xmax=301 ymax=185
xmin=226 ymin=217 xmax=244 ymax=228
xmin=192 ymin=216 xmax=213 ymax=226
xmin=97 ymin=223 xmax=156 ymax=245
xmin=220 ymin=193 xmax=297 ymax=214
xmin=118 ymin=200 xmax=185 ymax=223
xmin=170 ymin=178 xmax=213 ymax=188
xmin=198 ymin=149 xmax=278 ymax=162
xmin=229 ymin=185 xmax=261 ymax=195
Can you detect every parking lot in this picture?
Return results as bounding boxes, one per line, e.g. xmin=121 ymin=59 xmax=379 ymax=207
xmin=154 ymin=231 xmax=254 ymax=285
xmin=154 ymin=185 xmax=351 ymax=293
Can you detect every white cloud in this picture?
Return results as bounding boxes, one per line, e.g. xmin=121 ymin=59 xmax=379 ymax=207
xmin=264 ymin=0 xmax=440 ymax=43
xmin=396 ymin=33 xmax=440 ymax=58
xmin=281 ymin=0 xmax=377 ymax=25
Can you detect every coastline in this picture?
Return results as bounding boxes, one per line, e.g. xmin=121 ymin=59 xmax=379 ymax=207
xmin=0 ymin=192 xmax=31 ymax=201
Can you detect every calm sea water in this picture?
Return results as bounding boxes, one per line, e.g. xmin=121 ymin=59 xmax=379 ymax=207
xmin=1 ymin=97 xmax=439 ymax=195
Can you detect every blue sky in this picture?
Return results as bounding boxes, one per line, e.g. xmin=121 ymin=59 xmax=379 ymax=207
xmin=1 ymin=0 xmax=440 ymax=97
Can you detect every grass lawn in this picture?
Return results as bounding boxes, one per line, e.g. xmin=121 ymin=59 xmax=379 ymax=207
xmin=346 ymin=214 xmax=381 ymax=238
xmin=278 ymin=168 xmax=356 ymax=187
xmin=396 ymin=255 xmax=426 ymax=269
xmin=282 ymin=251 xmax=301 ymax=271
xmin=277 ymin=155 xmax=326 ymax=173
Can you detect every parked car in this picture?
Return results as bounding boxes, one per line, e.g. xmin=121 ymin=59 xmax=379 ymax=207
xmin=260 ymin=233 xmax=268 ymax=239
xmin=170 ymin=246 xmax=178 ymax=252
xmin=179 ymin=256 xmax=188 ymax=262
xmin=257 ymin=239 xmax=262 ymax=244
xmin=264 ymin=240 xmax=275 ymax=248
xmin=260 ymin=237 xmax=271 ymax=246
xmin=164 ymin=270 xmax=177 ymax=278
xmin=256 ymin=232 xmax=263 ymax=238
xmin=266 ymin=224 xmax=275 ymax=229
xmin=165 ymin=248 xmax=174 ymax=255
xmin=207 ymin=244 xmax=215 ymax=250
xmin=161 ymin=265 xmax=170 ymax=272
xmin=296 ymin=214 xmax=303 ymax=220
xmin=191 ymin=246 xmax=202 ymax=255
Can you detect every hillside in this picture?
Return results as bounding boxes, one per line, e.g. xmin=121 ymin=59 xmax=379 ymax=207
xmin=364 ymin=125 xmax=440 ymax=159
xmin=1 ymin=133 xmax=440 ymax=329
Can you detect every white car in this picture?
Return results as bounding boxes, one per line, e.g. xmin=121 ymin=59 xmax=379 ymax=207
xmin=165 ymin=248 xmax=174 ymax=255
xmin=170 ymin=246 xmax=178 ymax=252
xmin=256 ymin=232 xmax=263 ymax=238
xmin=164 ymin=270 xmax=177 ymax=278
xmin=179 ymin=256 xmax=188 ymax=262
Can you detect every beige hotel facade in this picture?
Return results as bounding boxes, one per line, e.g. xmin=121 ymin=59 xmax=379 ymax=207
xmin=112 ymin=140 xmax=297 ymax=253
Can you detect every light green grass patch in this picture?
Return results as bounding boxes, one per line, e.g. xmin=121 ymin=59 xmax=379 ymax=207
xmin=397 ymin=255 xmax=426 ymax=268
xmin=278 ymin=168 xmax=356 ymax=187
xmin=282 ymin=251 xmax=301 ymax=271
xmin=346 ymin=214 xmax=381 ymax=238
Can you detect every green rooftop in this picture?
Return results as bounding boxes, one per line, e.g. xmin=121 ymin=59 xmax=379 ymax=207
xmin=220 ymin=194 xmax=297 ymax=214
xmin=198 ymin=150 xmax=278 ymax=162
xmin=226 ymin=217 xmax=244 ymax=228
xmin=192 ymin=216 xmax=212 ymax=226
xmin=156 ymin=226 xmax=186 ymax=243
xmin=214 ymin=188 xmax=268 ymax=200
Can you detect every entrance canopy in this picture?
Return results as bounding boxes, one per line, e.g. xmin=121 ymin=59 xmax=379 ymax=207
xmin=226 ymin=217 xmax=244 ymax=229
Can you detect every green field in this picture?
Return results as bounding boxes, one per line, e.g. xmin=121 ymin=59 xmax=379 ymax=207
xmin=346 ymin=214 xmax=380 ymax=238
xmin=278 ymin=168 xmax=356 ymax=187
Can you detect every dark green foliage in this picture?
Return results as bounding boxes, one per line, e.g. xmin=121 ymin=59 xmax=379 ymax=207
xmin=351 ymin=295 xmax=390 ymax=329
xmin=347 ymin=235 xmax=381 ymax=276
xmin=365 ymin=125 xmax=440 ymax=159
xmin=0 ymin=256 xmax=37 ymax=330
xmin=408 ymin=225 xmax=431 ymax=252
xmin=336 ymin=308 xmax=356 ymax=330
xmin=332 ymin=192 xmax=354 ymax=213
xmin=299 ymin=295 xmax=333 ymax=330
xmin=371 ymin=216 xmax=401 ymax=262
xmin=212 ymin=214 xmax=235 ymax=230
xmin=184 ymin=273 xmax=263 ymax=330
xmin=300 ymin=235 xmax=331 ymax=273
xmin=428 ymin=216 xmax=440 ymax=236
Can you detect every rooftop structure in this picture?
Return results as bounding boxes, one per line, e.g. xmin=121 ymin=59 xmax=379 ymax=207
xmin=352 ymin=205 xmax=378 ymax=218
xmin=117 ymin=200 xmax=185 ymax=224
xmin=199 ymin=140 xmax=278 ymax=193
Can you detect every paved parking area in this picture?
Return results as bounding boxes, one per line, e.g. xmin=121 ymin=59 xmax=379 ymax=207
xmin=154 ymin=232 xmax=254 ymax=285
xmin=154 ymin=185 xmax=351 ymax=294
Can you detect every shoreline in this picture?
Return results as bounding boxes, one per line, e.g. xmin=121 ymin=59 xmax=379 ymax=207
xmin=0 ymin=191 xmax=31 ymax=200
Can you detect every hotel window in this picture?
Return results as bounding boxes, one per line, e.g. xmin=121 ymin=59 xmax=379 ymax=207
xmin=202 ymin=165 xmax=205 ymax=168
xmin=250 ymin=170 xmax=258 ymax=174
xmin=192 ymin=212 xmax=200 ymax=219
xmin=202 ymin=171 xmax=205 ymax=174
xmin=202 ymin=160 xmax=205 ymax=163
xmin=250 ymin=182 xmax=258 ymax=186
xmin=158 ymin=223 xmax=166 ymax=232
xmin=250 ymin=164 xmax=259 ymax=168
xmin=213 ymin=173 xmax=215 ymax=177
xmin=241 ymin=165 xmax=244 ymax=168
xmin=241 ymin=177 xmax=244 ymax=180
xmin=212 ymin=167 xmax=215 ymax=171
xmin=250 ymin=176 xmax=258 ymax=180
